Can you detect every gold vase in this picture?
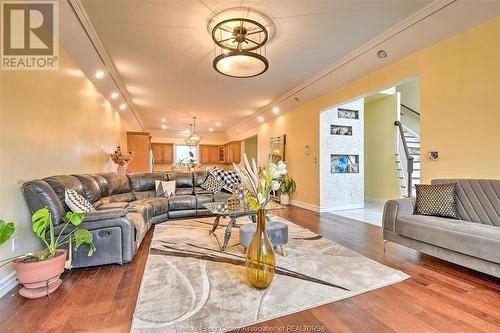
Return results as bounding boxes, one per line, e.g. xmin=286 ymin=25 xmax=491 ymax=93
xmin=245 ymin=208 xmax=276 ymax=289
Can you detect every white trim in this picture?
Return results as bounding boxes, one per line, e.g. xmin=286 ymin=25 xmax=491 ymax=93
xmin=0 ymin=271 xmax=18 ymax=298
xmin=289 ymin=200 xmax=321 ymax=212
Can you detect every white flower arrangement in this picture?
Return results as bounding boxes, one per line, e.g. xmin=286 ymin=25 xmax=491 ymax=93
xmin=233 ymin=154 xmax=287 ymax=211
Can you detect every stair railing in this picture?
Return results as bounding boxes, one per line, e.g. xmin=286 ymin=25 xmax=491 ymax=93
xmin=394 ymin=121 xmax=414 ymax=198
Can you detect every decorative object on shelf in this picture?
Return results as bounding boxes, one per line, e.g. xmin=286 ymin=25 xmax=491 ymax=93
xmin=233 ymin=154 xmax=287 ymax=289
xmin=331 ymin=154 xmax=359 ymax=174
xmin=110 ymin=145 xmax=134 ymax=174
xmin=227 ymin=194 xmax=241 ymax=210
xmin=1 ymin=208 xmax=96 ymax=298
xmin=211 ymin=17 xmax=269 ymax=78
xmin=185 ymin=117 xmax=202 ymax=146
xmin=278 ymin=174 xmax=296 ymax=206
xmin=337 ymin=108 xmax=359 ymax=119
xmin=330 ymin=125 xmax=353 ymax=136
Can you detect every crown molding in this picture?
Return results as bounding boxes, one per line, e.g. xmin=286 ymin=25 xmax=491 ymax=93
xmin=225 ymin=0 xmax=456 ymax=136
xmin=67 ymin=0 xmax=145 ymax=130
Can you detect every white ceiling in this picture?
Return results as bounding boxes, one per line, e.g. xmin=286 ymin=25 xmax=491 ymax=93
xmin=78 ymin=0 xmax=432 ymax=133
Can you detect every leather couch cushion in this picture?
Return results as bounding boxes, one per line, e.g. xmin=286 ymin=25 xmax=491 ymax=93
xmin=44 ymin=175 xmax=85 ymax=211
xmin=193 ymin=171 xmax=208 ymax=187
xmin=126 ymin=212 xmax=147 ymax=243
xmin=136 ymin=197 xmax=169 ymax=216
xmin=176 ymin=188 xmax=194 ymax=195
xmin=22 ymin=180 xmax=66 ymax=225
xmin=196 ymin=194 xmax=214 ymax=209
xmin=168 ymin=195 xmax=196 ymax=211
xmin=167 ymin=172 xmax=193 ymax=188
xmin=109 ymin=192 xmax=135 ymax=203
xmin=169 ymin=210 xmax=197 ymax=219
xmin=133 ymin=190 xmax=156 ymax=200
xmin=396 ymin=215 xmax=500 ymax=264
xmin=128 ymin=202 xmax=154 ymax=222
xmin=194 ymin=187 xmax=212 ymax=195
xmin=91 ymin=174 xmax=110 ymax=197
xmin=96 ymin=202 xmax=129 ymax=210
xmin=73 ymin=174 xmax=101 ymax=203
xmin=128 ymin=172 xmax=168 ymax=192
xmin=99 ymin=173 xmax=130 ymax=194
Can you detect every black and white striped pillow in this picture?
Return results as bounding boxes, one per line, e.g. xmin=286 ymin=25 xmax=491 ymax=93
xmin=65 ymin=189 xmax=95 ymax=213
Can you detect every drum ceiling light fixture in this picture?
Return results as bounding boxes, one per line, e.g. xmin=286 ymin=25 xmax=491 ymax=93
xmin=212 ymin=18 xmax=269 ymax=78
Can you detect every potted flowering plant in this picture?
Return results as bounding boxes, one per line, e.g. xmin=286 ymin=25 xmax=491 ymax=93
xmin=233 ymin=154 xmax=287 ymax=289
xmin=110 ymin=145 xmax=134 ymax=174
xmin=0 ymin=208 xmax=96 ymax=298
xmin=278 ymin=174 xmax=296 ymax=205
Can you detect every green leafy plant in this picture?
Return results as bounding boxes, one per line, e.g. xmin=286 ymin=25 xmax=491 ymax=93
xmin=279 ymin=174 xmax=296 ymax=195
xmin=0 ymin=219 xmax=15 ymax=245
xmin=0 ymin=208 xmax=96 ymax=267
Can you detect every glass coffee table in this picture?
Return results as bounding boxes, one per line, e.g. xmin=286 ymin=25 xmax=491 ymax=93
xmin=203 ymin=200 xmax=283 ymax=251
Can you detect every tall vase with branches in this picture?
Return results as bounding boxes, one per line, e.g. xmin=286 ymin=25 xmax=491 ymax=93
xmin=233 ymin=154 xmax=287 ymax=289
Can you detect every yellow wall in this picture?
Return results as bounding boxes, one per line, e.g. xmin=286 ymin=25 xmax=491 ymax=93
xmin=228 ymin=16 xmax=500 ymax=208
xmin=0 ymin=46 xmax=130 ymax=280
xmin=243 ymin=135 xmax=258 ymax=162
xmin=364 ymin=95 xmax=401 ymax=200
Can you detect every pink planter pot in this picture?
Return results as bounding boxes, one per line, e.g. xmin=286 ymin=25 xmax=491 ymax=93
xmin=117 ymin=165 xmax=127 ymax=175
xmin=12 ymin=249 xmax=67 ymax=298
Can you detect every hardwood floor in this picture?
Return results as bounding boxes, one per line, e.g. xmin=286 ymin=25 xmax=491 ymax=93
xmin=1 ymin=206 xmax=499 ymax=333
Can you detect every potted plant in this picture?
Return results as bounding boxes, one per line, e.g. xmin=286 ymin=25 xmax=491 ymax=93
xmin=110 ymin=145 xmax=134 ymax=174
xmin=0 ymin=208 xmax=96 ymax=298
xmin=279 ymin=174 xmax=296 ymax=205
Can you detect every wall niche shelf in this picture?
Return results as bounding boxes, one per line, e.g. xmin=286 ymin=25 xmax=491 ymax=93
xmin=331 ymin=125 xmax=353 ymax=136
xmin=338 ymin=108 xmax=359 ymax=119
xmin=330 ymin=154 xmax=359 ymax=174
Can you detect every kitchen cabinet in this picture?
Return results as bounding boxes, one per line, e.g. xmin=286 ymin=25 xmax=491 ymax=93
xmin=151 ymin=143 xmax=173 ymax=164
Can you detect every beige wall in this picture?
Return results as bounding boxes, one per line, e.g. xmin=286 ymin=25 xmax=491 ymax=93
xmin=227 ymin=16 xmax=500 ymax=208
xmin=243 ymin=135 xmax=258 ymax=162
xmin=0 ymin=46 xmax=130 ymax=281
xmin=364 ymin=95 xmax=401 ymax=200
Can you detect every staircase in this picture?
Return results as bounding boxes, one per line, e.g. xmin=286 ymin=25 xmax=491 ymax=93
xmin=395 ymin=123 xmax=421 ymax=197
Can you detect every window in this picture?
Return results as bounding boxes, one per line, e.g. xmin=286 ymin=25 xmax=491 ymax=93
xmin=175 ymin=144 xmax=197 ymax=164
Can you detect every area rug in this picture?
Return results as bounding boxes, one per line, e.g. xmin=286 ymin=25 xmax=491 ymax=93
xmin=131 ymin=216 xmax=408 ymax=332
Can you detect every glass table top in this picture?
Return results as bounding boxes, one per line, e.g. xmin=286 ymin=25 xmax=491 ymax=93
xmin=203 ymin=200 xmax=283 ymax=215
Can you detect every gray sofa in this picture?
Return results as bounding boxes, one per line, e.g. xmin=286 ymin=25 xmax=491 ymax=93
xmin=22 ymin=171 xmax=230 ymax=268
xmin=383 ymin=179 xmax=500 ymax=278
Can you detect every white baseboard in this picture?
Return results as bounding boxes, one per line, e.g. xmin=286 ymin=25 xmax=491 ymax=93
xmin=319 ymin=203 xmax=364 ymax=212
xmin=0 ymin=271 xmax=18 ymax=297
xmin=289 ymin=200 xmax=321 ymax=212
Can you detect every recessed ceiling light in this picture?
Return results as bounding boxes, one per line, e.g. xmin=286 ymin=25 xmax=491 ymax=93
xmin=111 ymin=92 xmax=119 ymax=99
xmin=377 ymin=50 xmax=387 ymax=58
xmin=209 ymin=128 xmax=214 ymax=132
xmin=119 ymin=104 xmax=126 ymax=110
xmin=95 ymin=71 xmax=105 ymax=79
xmin=258 ymin=116 xmax=264 ymax=122
xmin=161 ymin=124 xmax=167 ymax=129
xmin=272 ymin=107 xmax=279 ymax=114
xmin=215 ymin=122 xmax=221 ymax=126
xmin=161 ymin=118 xmax=166 ymax=122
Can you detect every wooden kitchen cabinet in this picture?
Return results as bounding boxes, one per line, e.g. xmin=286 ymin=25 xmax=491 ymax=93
xmin=151 ymin=143 xmax=173 ymax=164
xmin=199 ymin=145 xmax=220 ymax=164
xmin=224 ymin=141 xmax=241 ymax=164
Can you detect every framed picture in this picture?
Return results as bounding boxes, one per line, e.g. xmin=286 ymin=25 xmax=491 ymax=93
xmin=330 ymin=125 xmax=352 ymax=136
xmin=330 ymin=154 xmax=359 ymax=174
xmin=338 ymin=108 xmax=359 ymax=119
